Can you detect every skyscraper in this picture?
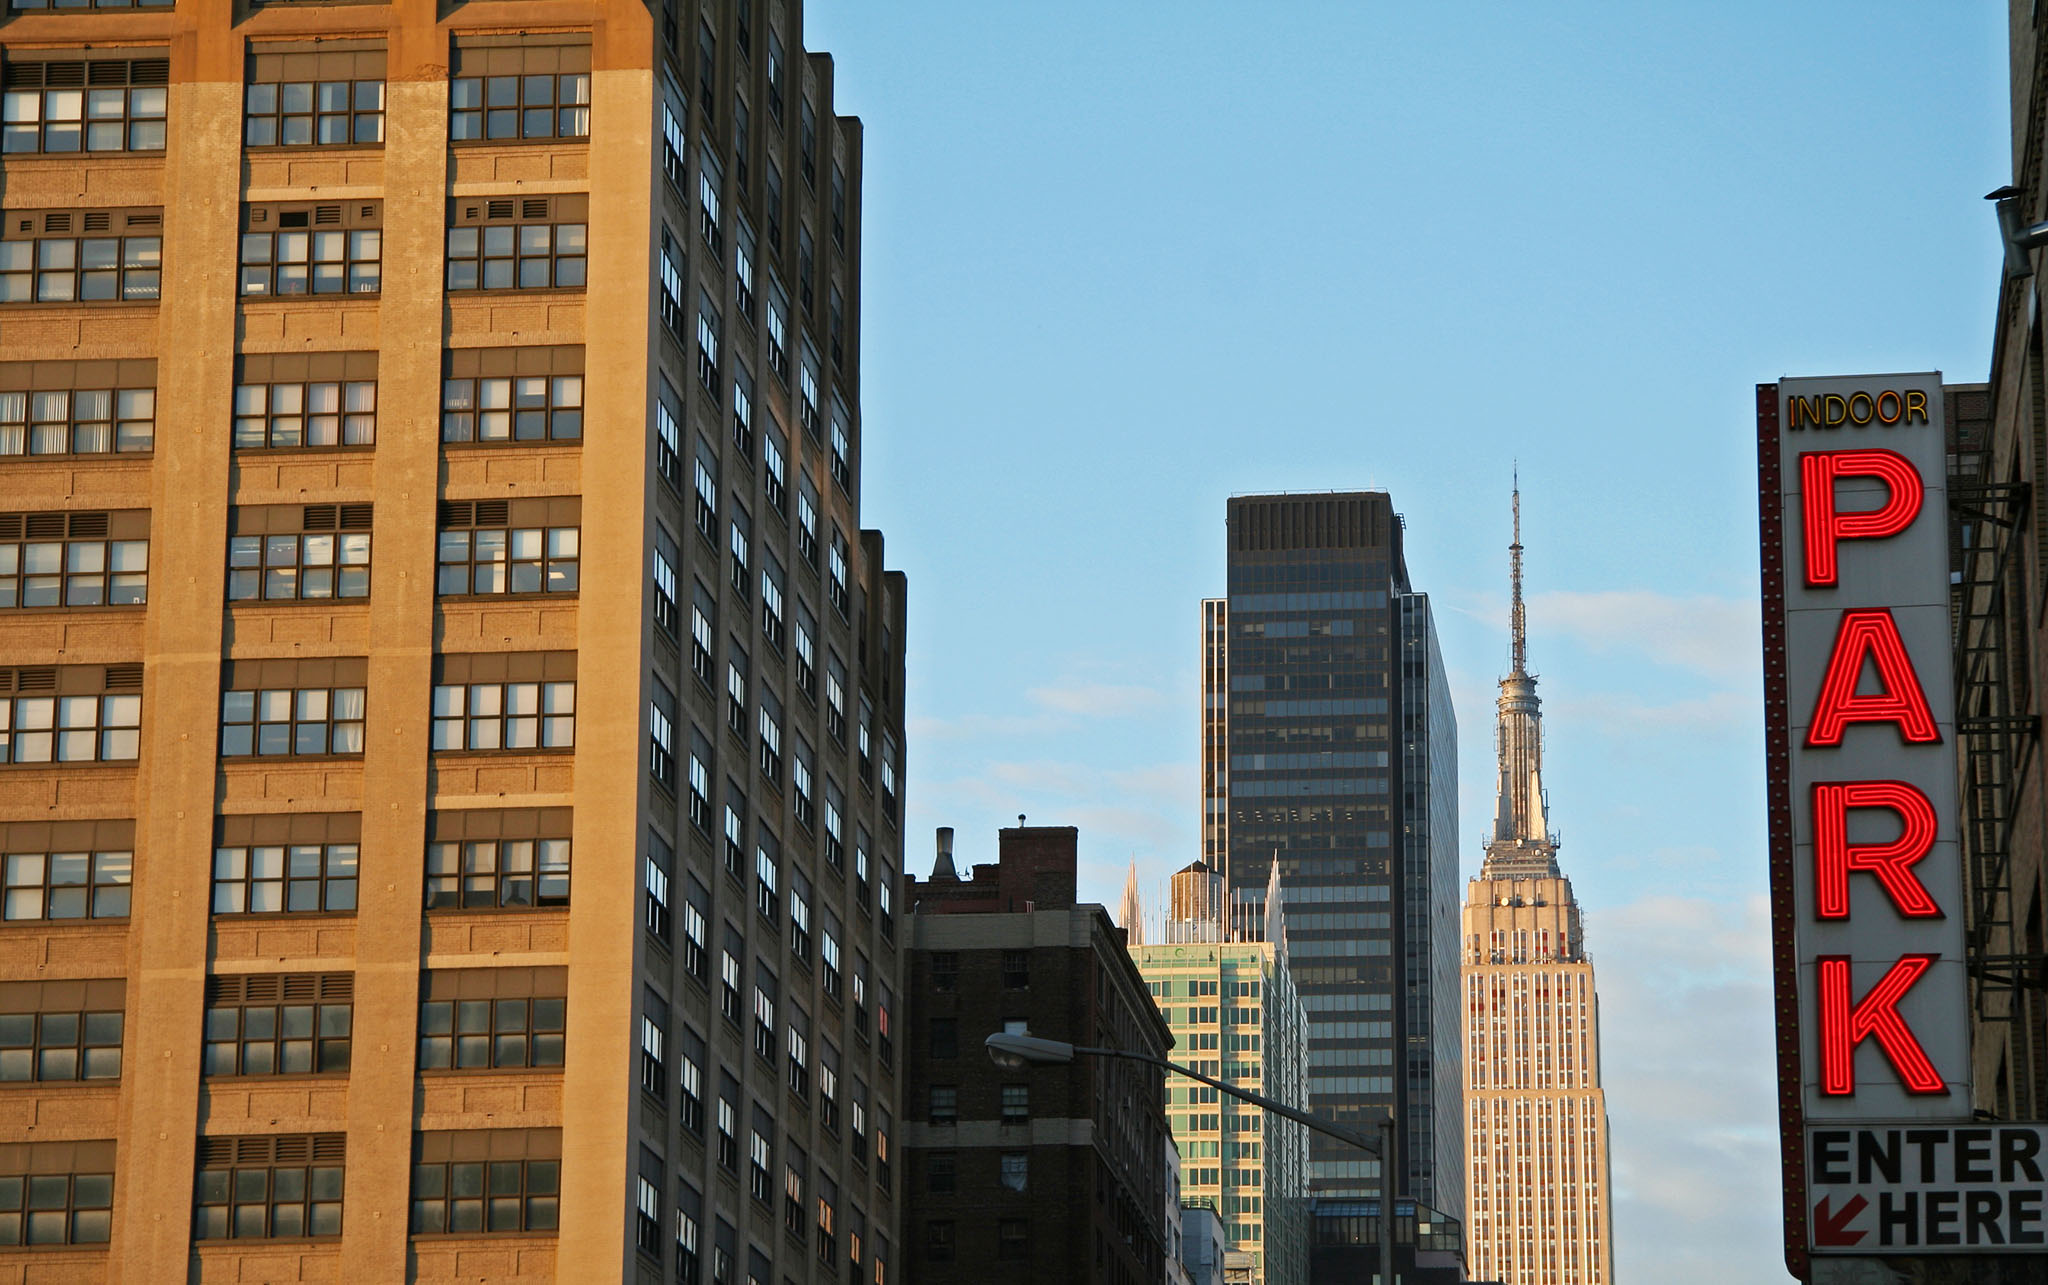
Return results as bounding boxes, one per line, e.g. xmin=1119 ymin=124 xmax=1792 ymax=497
xmin=0 ymin=2 xmax=906 ymax=1279
xmin=1130 ymin=860 xmax=1311 ymax=1285
xmin=1200 ymin=492 xmax=1460 ymax=1215
xmin=1461 ymin=488 xmax=1612 ymax=1285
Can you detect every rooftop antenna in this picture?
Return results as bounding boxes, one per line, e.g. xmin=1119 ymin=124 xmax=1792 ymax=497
xmin=1510 ymin=465 xmax=1527 ymax=677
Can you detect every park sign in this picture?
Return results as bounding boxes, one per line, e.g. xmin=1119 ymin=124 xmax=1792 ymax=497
xmin=1758 ymin=375 xmax=1977 ymax=1272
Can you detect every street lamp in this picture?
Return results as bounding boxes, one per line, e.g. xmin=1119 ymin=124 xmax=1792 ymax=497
xmin=985 ymin=1031 xmax=1403 ymax=1285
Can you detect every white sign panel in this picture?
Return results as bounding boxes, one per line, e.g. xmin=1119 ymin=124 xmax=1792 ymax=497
xmin=1807 ymin=1125 xmax=2048 ymax=1252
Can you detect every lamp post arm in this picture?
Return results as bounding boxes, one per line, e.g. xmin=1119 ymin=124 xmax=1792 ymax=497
xmin=1069 ymin=1043 xmax=1382 ymax=1154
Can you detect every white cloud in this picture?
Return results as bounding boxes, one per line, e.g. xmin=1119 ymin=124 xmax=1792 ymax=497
xmin=1026 ymin=681 xmax=1173 ymax=716
xmin=1534 ymin=589 xmax=1762 ymax=684
xmin=1593 ymin=892 xmax=1799 ymax=1285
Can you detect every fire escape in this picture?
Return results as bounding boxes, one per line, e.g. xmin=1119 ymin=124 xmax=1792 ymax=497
xmin=1950 ymin=403 xmax=2044 ymax=1111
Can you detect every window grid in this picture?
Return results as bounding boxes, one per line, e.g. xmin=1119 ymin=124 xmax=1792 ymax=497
xmin=213 ymin=843 xmax=357 ymax=915
xmin=244 ymin=80 xmax=384 ymax=148
xmin=425 ymin=839 xmax=568 ymax=911
xmin=442 ymin=372 xmax=582 ymax=444
xmin=0 ymin=387 xmax=153 ymax=457
xmin=450 ymin=73 xmax=589 ymax=141
xmin=193 ymin=1138 xmax=346 ymax=1242
xmin=0 ymin=531 xmax=146 ymax=609
xmin=235 ymin=380 xmax=375 ymax=449
xmin=0 ymin=692 xmax=140 ymax=764
xmin=203 ymin=977 xmax=352 ymax=1077
xmin=0 ymin=235 xmax=161 ymax=303
xmin=1 ymin=849 xmax=129 ymax=921
xmin=220 ymin=687 xmax=364 ymax=757
xmin=227 ymin=516 xmax=371 ymax=602
xmin=437 ymin=526 xmax=579 ymax=596
xmin=239 ymin=222 xmax=379 ymax=296
xmin=0 ymin=1171 xmax=111 ymax=1246
xmin=2 ymin=62 xmax=167 ymax=155
xmin=447 ymin=220 xmax=586 ymax=291
xmin=430 ymin=682 xmax=575 ymax=752
xmin=418 ymin=995 xmax=566 ymax=1071
xmin=0 ymin=1009 xmax=121 ymax=1082
xmin=410 ymin=1157 xmax=560 ymax=1234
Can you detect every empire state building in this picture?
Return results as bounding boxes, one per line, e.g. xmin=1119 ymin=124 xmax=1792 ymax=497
xmin=1462 ymin=488 xmax=1614 ymax=1285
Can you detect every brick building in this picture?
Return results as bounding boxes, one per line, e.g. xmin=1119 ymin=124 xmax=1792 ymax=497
xmin=0 ymin=1 xmax=906 ymax=1280
xmin=903 ymin=824 xmax=1173 ymax=1285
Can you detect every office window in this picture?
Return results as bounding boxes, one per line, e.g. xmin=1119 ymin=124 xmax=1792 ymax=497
xmin=0 ymin=981 xmax=123 ymax=1082
xmin=0 ymin=378 xmax=154 ymax=457
xmin=214 ymin=843 xmax=357 ymax=915
xmin=857 ymin=700 xmax=874 ymax=783
xmin=927 ymin=1153 xmax=955 ymax=1195
xmin=791 ymin=739 xmax=814 ymax=829
xmin=820 ymin=918 xmax=842 ymax=997
xmin=430 ymin=654 xmax=576 ymax=752
xmin=449 ymin=42 xmax=589 ymax=141
xmin=695 ymin=440 xmax=720 ymax=541
xmin=929 ymin=1018 xmax=956 ymax=1061
xmin=881 ymin=738 xmax=899 ymax=822
xmin=0 ymin=1161 xmax=112 ymax=1246
xmin=0 ymin=511 xmax=148 ymax=608
xmin=788 ymin=870 xmax=811 ymax=964
xmin=640 ymin=991 xmax=667 ymax=1100
xmin=822 ymin=781 xmax=845 ymax=872
xmin=699 ymin=152 xmax=723 ymax=254
xmin=825 ymin=654 xmax=847 ymax=743
xmin=695 ymin=21 xmax=716 ymax=117
xmin=0 ymin=665 xmax=140 ymax=765
xmin=818 ymin=1050 xmax=840 ymax=1134
xmin=1 ymin=211 xmax=163 ymax=304
xmin=226 ymin=504 xmax=371 ymax=602
xmin=1000 ymin=1153 xmax=1027 ymax=1193
xmin=720 ymin=949 xmax=741 ymax=1026
xmin=754 ymin=840 xmax=778 ymax=925
xmin=757 ymin=694 xmax=782 ymax=781
xmin=762 ymin=426 xmax=787 ymax=515
xmin=245 ymin=80 xmax=383 ymax=148
xmin=446 ymin=197 xmax=586 ymax=291
xmin=926 ymin=1086 xmax=955 ymax=1126
xmin=655 ymin=527 xmax=681 ymax=640
xmin=797 ymin=350 xmax=820 ymax=437
xmin=877 ymin=989 xmax=892 ymax=1068
xmin=782 ymin=1150 xmax=805 ymax=1238
xmin=997 ymin=1220 xmax=1027 ymax=1260
xmin=736 ymin=221 xmax=757 ymax=318
xmin=410 ymin=1129 xmax=561 ymax=1235
xmin=729 ymin=508 xmax=751 ymax=599
xmin=238 ymin=202 xmax=379 ymax=296
xmin=660 ymin=223 xmax=686 ymax=334
xmin=876 ymin=1111 xmax=891 ymax=1192
xmin=683 ymin=896 xmax=709 ymax=984
xmin=829 ymin=403 xmax=852 ymax=492
xmin=220 ymin=684 xmax=363 ymax=758
xmin=441 ymin=355 xmax=583 ymax=444
xmin=2 ymin=56 xmax=167 ymax=154
xmin=234 ymin=367 xmax=376 ymax=449
xmin=424 ymin=837 xmax=568 ymax=911
xmin=929 ymin=953 xmax=957 ymax=993
xmin=766 ymin=30 xmax=785 ymax=120
xmin=203 ymin=973 xmax=352 ymax=1076
xmin=688 ymin=728 xmax=713 ymax=833
xmin=734 ymin=362 xmax=756 ymax=459
xmin=661 ymin=82 xmax=685 ymax=188
xmin=828 ymin=528 xmax=850 ymax=618
xmin=1003 ymin=950 xmax=1029 ymax=989
xmin=679 ymin=1027 xmax=706 ymax=1135
xmin=723 ymin=786 xmax=747 ymax=874
xmin=878 ymin=862 xmax=894 ymax=940
xmin=732 ymin=95 xmax=749 ymax=186
xmin=750 ymin=257 xmax=783 ymax=381
xmin=716 ymin=1082 xmax=738 ymax=1172
xmin=656 ymin=377 xmax=684 ymax=491
xmin=787 ymin=1013 xmax=809 ymax=1097
xmin=698 ymin=291 xmax=721 ymax=392
xmin=851 ymin=957 xmax=868 ymax=1039
xmin=194 ymin=1135 xmax=345 ymax=1241
xmin=1000 ymin=1086 xmax=1029 ymax=1126
xmin=798 ymin=97 xmax=817 ymax=186
xmin=854 ymin=841 xmax=870 ymax=910
xmin=1 ymin=845 xmax=129 ymax=921
xmin=437 ymin=498 xmax=579 ymax=596
xmin=677 ymin=1180 xmax=703 ymax=1282
xmin=748 ymin=1116 xmax=772 ymax=1205
xmin=649 ymin=686 xmax=676 ymax=787
xmin=417 ymin=968 xmax=567 ymax=1071
xmin=636 ymin=1169 xmax=662 ymax=1257
xmin=761 ymin=556 xmax=785 ymax=651
xmin=646 ymin=840 xmax=672 ymax=942
xmin=793 ymin=606 xmax=816 ymax=698
xmin=449 ymin=72 xmax=589 ymax=141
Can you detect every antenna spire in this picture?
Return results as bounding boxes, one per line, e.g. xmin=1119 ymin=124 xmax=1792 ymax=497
xmin=1510 ymin=467 xmax=1526 ymax=676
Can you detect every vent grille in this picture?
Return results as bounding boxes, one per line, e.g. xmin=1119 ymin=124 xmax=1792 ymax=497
xmin=1 ymin=58 xmax=167 ymax=90
xmin=300 ymin=504 xmax=373 ymax=532
xmin=0 ymin=668 xmax=59 ymax=694
xmin=207 ymin=972 xmax=354 ymax=1005
xmin=41 ymin=213 xmax=70 ymax=235
xmin=197 ymin=1133 xmax=347 ymax=1167
xmin=104 ymin=664 xmax=141 ymax=691
xmin=0 ymin=512 xmax=117 ymax=539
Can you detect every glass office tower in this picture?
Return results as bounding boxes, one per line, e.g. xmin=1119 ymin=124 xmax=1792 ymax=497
xmin=1201 ymin=492 xmax=1459 ymax=1212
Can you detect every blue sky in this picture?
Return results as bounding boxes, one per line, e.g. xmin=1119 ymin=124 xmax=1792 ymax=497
xmin=803 ymin=3 xmax=2009 ymax=1280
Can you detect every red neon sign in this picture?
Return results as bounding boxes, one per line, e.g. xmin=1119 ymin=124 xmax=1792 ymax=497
xmin=1805 ymin=610 xmax=1942 ymax=747
xmin=1816 ymin=953 xmax=1948 ymax=1095
xmin=1809 ymin=781 xmax=1941 ymax=920
xmin=1799 ymin=449 xmax=1924 ymax=587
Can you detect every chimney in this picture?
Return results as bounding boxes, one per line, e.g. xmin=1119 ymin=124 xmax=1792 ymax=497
xmin=933 ymin=826 xmax=957 ymax=880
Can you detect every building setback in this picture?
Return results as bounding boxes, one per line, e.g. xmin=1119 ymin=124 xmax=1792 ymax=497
xmin=1460 ymin=489 xmax=1611 ymax=1285
xmin=1200 ymin=491 xmax=1461 ymax=1216
xmin=902 ymin=824 xmax=1173 ymax=1285
xmin=0 ymin=1 xmax=907 ymax=1280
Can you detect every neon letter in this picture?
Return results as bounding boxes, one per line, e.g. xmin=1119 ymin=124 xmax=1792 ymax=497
xmin=1818 ymin=954 xmax=1948 ymax=1095
xmin=1811 ymin=781 xmax=1942 ymax=919
xmin=1800 ymin=449 xmax=1925 ymax=586
xmin=1806 ymin=610 xmax=1942 ymax=746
